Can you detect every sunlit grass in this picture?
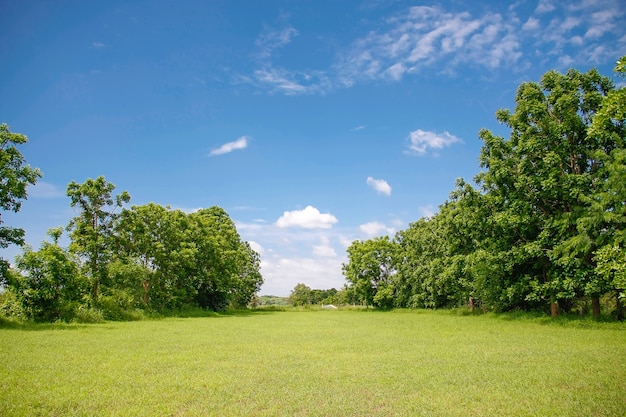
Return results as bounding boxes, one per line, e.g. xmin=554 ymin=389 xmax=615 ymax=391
xmin=1 ymin=310 xmax=625 ymax=416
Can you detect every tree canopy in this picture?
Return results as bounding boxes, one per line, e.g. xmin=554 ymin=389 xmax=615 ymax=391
xmin=0 ymin=123 xmax=41 ymax=284
xmin=3 ymin=176 xmax=263 ymax=321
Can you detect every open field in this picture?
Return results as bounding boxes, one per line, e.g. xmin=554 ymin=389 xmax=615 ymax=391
xmin=1 ymin=309 xmax=625 ymax=416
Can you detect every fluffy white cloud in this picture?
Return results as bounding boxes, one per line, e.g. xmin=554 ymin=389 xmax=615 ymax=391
xmin=405 ymin=129 xmax=462 ymax=155
xmin=366 ymin=176 xmax=392 ymax=196
xmin=359 ymin=221 xmax=395 ymax=236
xmin=209 ymin=136 xmax=248 ymax=156
xmin=275 ymin=205 xmax=338 ymax=229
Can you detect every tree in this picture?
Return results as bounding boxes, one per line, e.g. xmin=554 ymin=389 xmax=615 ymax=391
xmin=114 ymin=203 xmax=174 ymax=307
xmin=66 ymin=176 xmax=130 ymax=300
xmin=290 ymin=283 xmax=312 ymax=306
xmin=582 ymin=56 xmax=626 ymax=318
xmin=186 ymin=207 xmax=262 ymax=310
xmin=0 ymin=123 xmax=41 ymax=284
xmin=342 ymin=236 xmax=397 ymax=308
xmin=476 ymin=66 xmax=615 ymax=315
xmin=9 ymin=228 xmax=81 ymax=321
xmin=230 ymin=240 xmax=263 ymax=308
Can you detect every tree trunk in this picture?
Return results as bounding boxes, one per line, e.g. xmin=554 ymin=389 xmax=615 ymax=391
xmin=143 ymin=280 xmax=150 ymax=305
xmin=469 ymin=296 xmax=474 ymax=312
xmin=616 ymin=291 xmax=624 ymax=321
xmin=550 ymin=300 xmax=558 ymax=317
xmin=92 ymin=279 xmax=99 ymax=300
xmin=592 ymin=296 xmax=601 ymax=319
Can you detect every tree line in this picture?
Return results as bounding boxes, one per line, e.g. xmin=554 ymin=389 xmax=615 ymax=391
xmin=342 ymin=59 xmax=626 ymax=318
xmin=2 ymin=58 xmax=625 ymax=321
xmin=0 ymin=167 xmax=262 ymax=321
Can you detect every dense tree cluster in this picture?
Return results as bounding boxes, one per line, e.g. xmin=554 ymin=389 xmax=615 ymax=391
xmin=289 ymin=283 xmax=340 ymax=306
xmin=1 ymin=172 xmax=262 ymax=322
xmin=343 ymin=59 xmax=626 ymax=318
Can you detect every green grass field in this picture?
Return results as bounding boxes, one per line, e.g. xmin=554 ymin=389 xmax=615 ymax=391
xmin=1 ymin=309 xmax=625 ymax=416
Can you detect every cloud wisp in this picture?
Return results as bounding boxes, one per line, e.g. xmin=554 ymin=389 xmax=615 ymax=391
xmin=209 ymin=136 xmax=249 ymax=156
xmin=405 ymin=129 xmax=462 ymax=155
xmin=366 ymin=176 xmax=392 ymax=196
xmin=359 ymin=221 xmax=395 ymax=236
xmin=275 ymin=205 xmax=338 ymax=229
xmin=245 ymin=2 xmax=624 ymax=95
xmin=255 ymin=25 xmax=299 ymax=60
xmin=28 ymin=181 xmax=65 ymax=199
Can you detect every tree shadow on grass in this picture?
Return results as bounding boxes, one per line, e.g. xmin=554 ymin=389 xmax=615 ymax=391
xmin=0 ymin=316 xmax=90 ymax=331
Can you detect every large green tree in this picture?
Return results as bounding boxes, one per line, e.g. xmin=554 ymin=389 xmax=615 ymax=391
xmin=582 ymin=56 xmax=626 ymax=317
xmin=187 ymin=207 xmax=262 ymax=310
xmin=290 ymin=283 xmax=312 ymax=306
xmin=66 ymin=176 xmax=130 ymax=300
xmin=476 ymin=66 xmax=615 ymax=315
xmin=394 ymin=185 xmax=480 ymax=311
xmin=9 ymin=228 xmax=82 ymax=321
xmin=114 ymin=203 xmax=178 ymax=308
xmin=114 ymin=204 xmax=262 ymax=311
xmin=343 ymin=236 xmax=397 ymax=308
xmin=0 ymin=123 xmax=41 ymax=284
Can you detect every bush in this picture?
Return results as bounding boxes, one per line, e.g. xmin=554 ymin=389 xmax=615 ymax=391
xmin=72 ymin=305 xmax=104 ymax=323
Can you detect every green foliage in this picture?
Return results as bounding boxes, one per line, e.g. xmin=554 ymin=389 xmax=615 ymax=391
xmin=258 ymin=295 xmax=290 ymax=306
xmin=0 ymin=175 xmax=264 ymax=322
xmin=343 ymin=236 xmax=397 ymax=307
xmin=288 ymin=284 xmax=340 ymax=306
xmin=0 ymin=123 xmax=41 ymax=284
xmin=289 ymin=283 xmax=312 ymax=306
xmin=113 ymin=204 xmax=263 ymax=312
xmin=8 ymin=231 xmax=82 ymax=322
xmin=66 ymin=176 xmax=131 ymax=300
xmin=595 ymin=244 xmax=626 ymax=298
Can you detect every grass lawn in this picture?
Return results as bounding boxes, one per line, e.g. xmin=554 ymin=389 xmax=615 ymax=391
xmin=1 ymin=309 xmax=625 ymax=416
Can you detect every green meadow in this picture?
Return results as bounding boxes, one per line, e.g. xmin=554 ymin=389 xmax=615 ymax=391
xmin=1 ymin=310 xmax=625 ymax=416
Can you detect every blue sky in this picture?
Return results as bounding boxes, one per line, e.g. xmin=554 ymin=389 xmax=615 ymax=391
xmin=1 ymin=0 xmax=624 ymax=296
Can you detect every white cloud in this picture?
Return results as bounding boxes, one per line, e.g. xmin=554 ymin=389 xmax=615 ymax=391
xmin=405 ymin=129 xmax=462 ymax=155
xmin=242 ymin=2 xmax=623 ymax=95
xmin=254 ymin=68 xmax=308 ymax=95
xmin=92 ymin=41 xmax=105 ymax=48
xmin=535 ymin=0 xmax=555 ymax=14
xmin=337 ymin=5 xmax=522 ymax=84
xmin=209 ymin=136 xmax=249 ymax=156
xmin=256 ymin=25 xmax=298 ymax=60
xmin=366 ymin=176 xmax=392 ymax=196
xmin=253 ymin=68 xmax=332 ymax=95
xmin=313 ymin=236 xmax=337 ymax=257
xmin=248 ymin=240 xmax=264 ymax=255
xmin=359 ymin=221 xmax=395 ymax=236
xmin=522 ymin=17 xmax=540 ymax=31
xmin=275 ymin=205 xmax=338 ymax=229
